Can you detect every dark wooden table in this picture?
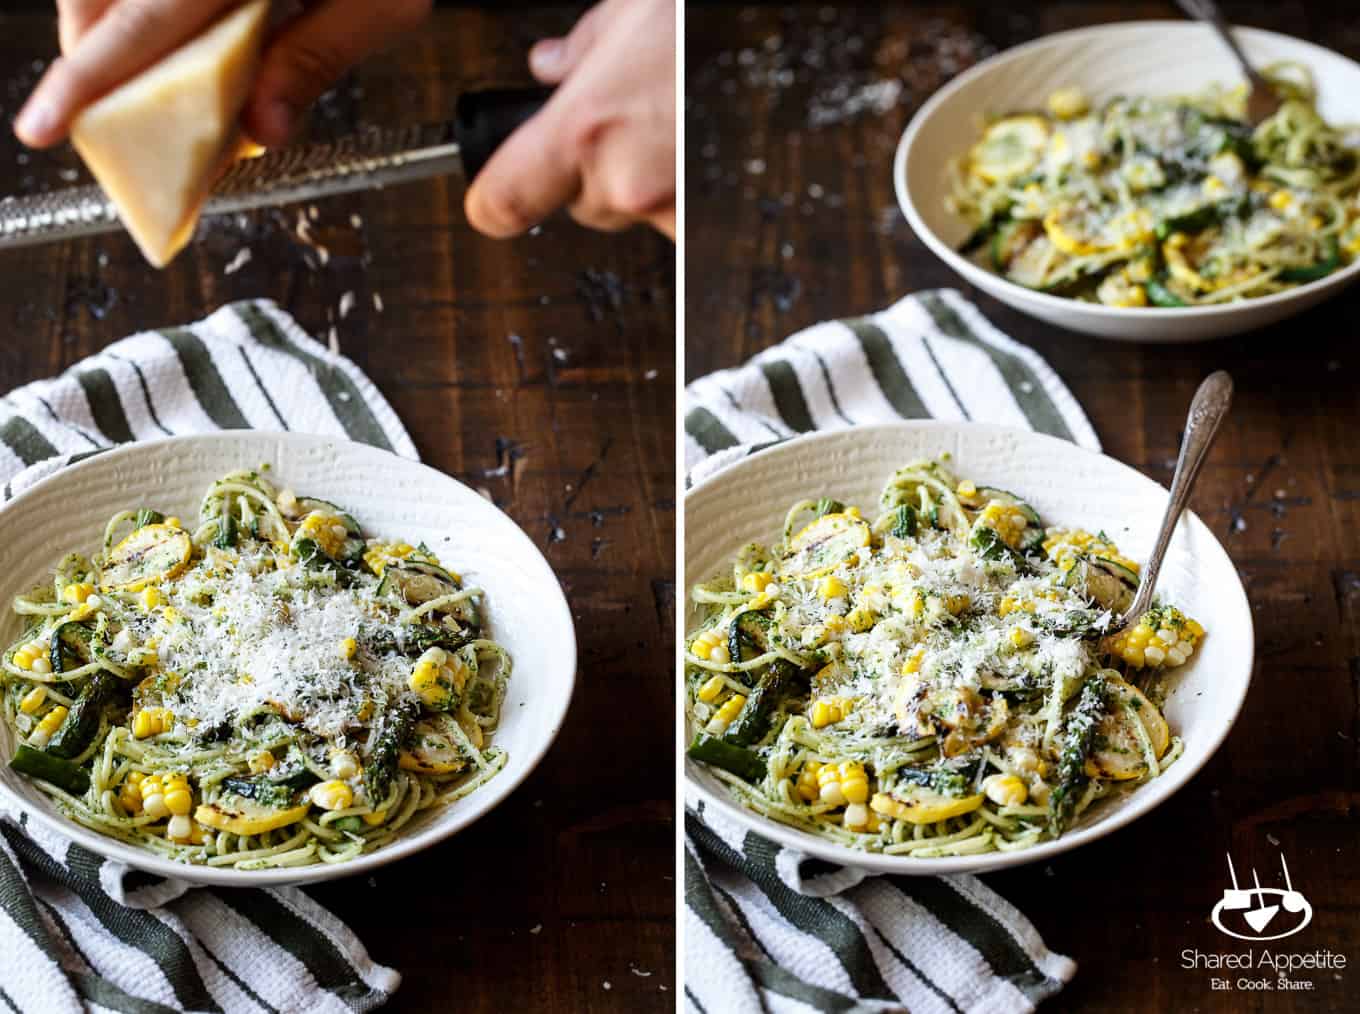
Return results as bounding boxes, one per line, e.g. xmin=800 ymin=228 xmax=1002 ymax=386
xmin=687 ymin=3 xmax=1358 ymax=1011
xmin=0 ymin=5 xmax=675 ymax=1011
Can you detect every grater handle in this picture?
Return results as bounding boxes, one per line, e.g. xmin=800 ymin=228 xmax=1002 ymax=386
xmin=454 ymin=88 xmax=553 ymax=180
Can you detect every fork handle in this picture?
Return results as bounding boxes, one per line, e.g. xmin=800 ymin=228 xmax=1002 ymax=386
xmin=1174 ymin=0 xmax=1271 ymax=92
xmin=1123 ymin=371 xmax=1234 ymax=621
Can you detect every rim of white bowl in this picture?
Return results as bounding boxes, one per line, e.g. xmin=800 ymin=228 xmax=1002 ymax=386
xmin=0 ymin=432 xmax=577 ymax=887
xmin=683 ymin=421 xmax=1255 ymax=875
xmin=894 ymin=20 xmax=1360 ymax=324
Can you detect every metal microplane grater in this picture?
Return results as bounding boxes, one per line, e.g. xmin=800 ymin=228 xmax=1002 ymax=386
xmin=0 ymin=87 xmax=549 ymax=251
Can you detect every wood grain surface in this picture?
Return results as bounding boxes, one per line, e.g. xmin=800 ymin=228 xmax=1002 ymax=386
xmin=0 ymin=6 xmax=675 ymax=1011
xmin=687 ymin=3 xmax=1358 ymax=1012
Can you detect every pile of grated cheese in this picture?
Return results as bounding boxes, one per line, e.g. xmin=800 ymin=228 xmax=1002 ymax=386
xmin=150 ymin=544 xmax=414 ymax=747
xmin=777 ymin=528 xmax=1100 ymax=737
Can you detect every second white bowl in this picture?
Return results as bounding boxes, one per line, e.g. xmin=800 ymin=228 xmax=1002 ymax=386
xmin=895 ymin=21 xmax=1360 ymax=342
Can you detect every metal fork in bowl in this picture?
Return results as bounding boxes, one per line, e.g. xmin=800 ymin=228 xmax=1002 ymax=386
xmin=1176 ymin=0 xmax=1282 ymax=125
xmin=1103 ymin=371 xmax=1234 ymax=638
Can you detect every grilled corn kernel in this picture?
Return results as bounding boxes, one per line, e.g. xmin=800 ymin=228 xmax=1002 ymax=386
xmin=809 ymin=697 xmax=850 ymax=729
xmin=339 ymin=637 xmax=358 ymax=660
xmin=139 ymin=586 xmax=163 ymax=611
xmin=1104 ymin=605 xmax=1203 ymax=669
xmin=409 ymin=647 xmax=463 ymax=710
xmin=18 ymin=686 xmax=45 ymax=715
xmin=118 ymin=771 xmax=145 ymax=813
xmin=29 ymin=654 xmax=52 ymax=675
xmin=162 ymin=775 xmax=193 ymax=816
xmin=706 ymin=693 xmax=747 ymax=735
xmin=741 ymin=571 xmax=774 ymax=593
xmin=132 ymin=707 xmax=172 ymax=739
xmin=362 ymin=541 xmax=415 ymax=577
xmin=690 ymin=629 xmax=726 ymax=662
xmin=942 ymin=594 xmax=971 ymax=615
xmin=61 ymin=582 xmax=94 ymax=604
xmin=1047 ymin=86 xmax=1089 ymax=119
xmin=300 ymin=512 xmax=348 ymax=557
xmin=1269 ymin=189 xmax=1294 ymax=212
xmin=310 ymin=780 xmax=354 ymax=811
xmin=165 ymin=517 xmax=181 ymax=529
xmin=982 ymin=773 xmax=1028 ymax=807
xmin=362 ymin=808 xmax=388 ymax=827
xmin=67 ymin=602 xmax=96 ymax=622
xmin=1009 ymin=627 xmax=1034 ymax=649
xmin=818 ymin=575 xmax=848 ymax=601
xmin=140 ymin=774 xmax=169 ymax=819
xmin=697 ymin=675 xmax=726 ymax=703
xmin=329 ymin=750 xmax=360 ymax=780
xmin=1042 ymin=528 xmax=1140 ymax=575
xmin=29 ymin=705 xmax=68 ymax=748
xmin=977 ymin=502 xmax=1029 ymax=547
xmin=845 ymin=604 xmax=876 ymax=633
xmin=956 ymin=479 xmax=978 ymax=499
xmin=1008 ymin=747 xmax=1048 ymax=777
xmin=817 ymin=760 xmax=869 ymax=807
xmin=166 ymin=814 xmax=195 ymax=842
xmin=796 ymin=761 xmax=823 ymax=802
xmin=842 ymin=803 xmax=881 ymax=833
xmin=248 ymin=750 xmax=275 ymax=774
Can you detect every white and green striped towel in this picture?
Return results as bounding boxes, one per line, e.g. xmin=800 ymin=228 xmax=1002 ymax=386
xmin=684 ymin=289 xmax=1094 ymax=1014
xmin=0 ymin=299 xmax=413 ymax=1013
xmin=684 ymin=288 xmax=1099 ymax=481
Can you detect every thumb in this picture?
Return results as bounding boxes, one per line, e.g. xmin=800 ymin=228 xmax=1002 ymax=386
xmin=244 ymin=0 xmax=429 ymax=147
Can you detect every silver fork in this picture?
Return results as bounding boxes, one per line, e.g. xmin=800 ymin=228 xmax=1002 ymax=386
xmin=1103 ymin=371 xmax=1234 ymax=637
xmin=1176 ymin=0 xmax=1282 ymax=125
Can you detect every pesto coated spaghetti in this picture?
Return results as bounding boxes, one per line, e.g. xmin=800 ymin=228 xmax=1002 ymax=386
xmin=948 ymin=65 xmax=1360 ymax=306
xmin=2 ymin=468 xmax=509 ymax=869
xmin=685 ymin=457 xmax=1205 ymax=856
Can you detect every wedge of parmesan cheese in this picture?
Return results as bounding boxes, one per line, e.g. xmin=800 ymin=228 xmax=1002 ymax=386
xmin=69 ymin=1 xmax=269 ymax=267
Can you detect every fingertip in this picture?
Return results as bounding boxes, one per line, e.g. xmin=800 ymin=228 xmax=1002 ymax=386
xmin=14 ymin=95 xmax=61 ymax=149
xmin=528 ymin=38 xmax=567 ymax=84
xmin=242 ymin=95 xmax=297 ymax=150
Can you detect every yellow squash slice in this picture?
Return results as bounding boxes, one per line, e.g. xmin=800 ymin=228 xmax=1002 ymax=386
xmin=780 ymin=513 xmax=870 ymax=579
xmin=100 ymin=524 xmax=193 ymax=591
xmin=969 ymin=116 xmax=1050 ymax=183
xmin=194 ymin=796 xmax=310 ymax=836
xmin=1085 ymin=675 xmax=1170 ymax=780
xmin=871 ymin=787 xmax=984 ymax=825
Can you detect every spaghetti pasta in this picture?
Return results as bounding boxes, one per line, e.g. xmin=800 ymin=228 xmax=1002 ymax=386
xmin=947 ymin=65 xmax=1360 ymax=306
xmin=684 ymin=457 xmax=1202 ymax=856
xmin=1 ymin=468 xmax=510 ymax=869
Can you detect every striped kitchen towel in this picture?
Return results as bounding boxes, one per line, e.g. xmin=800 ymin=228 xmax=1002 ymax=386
xmin=684 ymin=288 xmax=1099 ymax=482
xmin=0 ymin=299 xmax=411 ymax=1013
xmin=684 ymin=289 xmax=1091 ymax=1014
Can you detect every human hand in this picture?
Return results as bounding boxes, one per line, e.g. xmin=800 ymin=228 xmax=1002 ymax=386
xmin=14 ymin=0 xmax=431 ymax=150
xmin=465 ymin=0 xmax=675 ymax=240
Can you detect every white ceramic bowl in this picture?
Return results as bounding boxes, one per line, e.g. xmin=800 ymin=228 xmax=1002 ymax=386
xmin=0 ymin=433 xmax=576 ymax=886
xmin=684 ymin=423 xmax=1253 ymax=874
xmin=895 ymin=21 xmax=1360 ymax=342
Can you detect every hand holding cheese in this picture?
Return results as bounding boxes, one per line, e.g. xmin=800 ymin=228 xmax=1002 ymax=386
xmin=15 ymin=0 xmax=432 ymax=266
xmin=68 ymin=1 xmax=269 ymax=267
